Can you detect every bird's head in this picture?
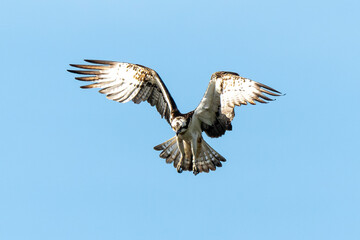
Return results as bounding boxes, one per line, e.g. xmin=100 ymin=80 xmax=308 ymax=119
xmin=171 ymin=116 xmax=188 ymax=136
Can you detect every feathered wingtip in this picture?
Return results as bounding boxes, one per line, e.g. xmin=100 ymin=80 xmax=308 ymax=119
xmin=256 ymin=82 xmax=283 ymax=96
xmin=67 ymin=59 xmax=116 ymax=73
xmin=84 ymin=59 xmax=117 ymax=65
xmin=67 ymin=69 xmax=102 ymax=75
xmin=67 ymin=59 xmax=116 ymax=83
xmin=254 ymin=82 xmax=285 ymax=103
xmin=68 ymin=64 xmax=109 ymax=70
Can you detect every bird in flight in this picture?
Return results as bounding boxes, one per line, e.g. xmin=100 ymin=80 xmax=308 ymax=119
xmin=68 ymin=60 xmax=282 ymax=175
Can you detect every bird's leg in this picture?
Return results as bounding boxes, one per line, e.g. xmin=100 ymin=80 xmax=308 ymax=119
xmin=177 ymin=155 xmax=184 ymax=173
xmin=191 ymin=136 xmax=200 ymax=176
xmin=176 ymin=137 xmax=185 ymax=173
xmin=192 ymin=159 xmax=199 ymax=175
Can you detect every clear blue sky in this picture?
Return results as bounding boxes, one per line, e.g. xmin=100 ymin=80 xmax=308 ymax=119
xmin=1 ymin=0 xmax=359 ymax=239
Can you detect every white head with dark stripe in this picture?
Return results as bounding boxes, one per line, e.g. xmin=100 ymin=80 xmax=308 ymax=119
xmin=171 ymin=116 xmax=188 ymax=136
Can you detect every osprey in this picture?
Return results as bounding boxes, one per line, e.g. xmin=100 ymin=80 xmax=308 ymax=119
xmin=68 ymin=60 xmax=282 ymax=175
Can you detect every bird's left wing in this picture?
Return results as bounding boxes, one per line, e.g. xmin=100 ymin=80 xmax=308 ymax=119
xmin=68 ymin=60 xmax=179 ymax=124
xmin=194 ymin=71 xmax=282 ymax=138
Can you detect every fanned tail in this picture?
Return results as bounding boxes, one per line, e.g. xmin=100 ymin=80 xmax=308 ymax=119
xmin=153 ymin=137 xmax=182 ymax=169
xmin=196 ymin=138 xmax=226 ymax=173
xmin=154 ymin=136 xmax=226 ymax=174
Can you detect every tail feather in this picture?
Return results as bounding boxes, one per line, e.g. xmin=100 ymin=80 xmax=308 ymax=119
xmin=196 ymin=139 xmax=226 ymax=173
xmin=154 ymin=136 xmax=226 ymax=174
xmin=202 ymin=149 xmax=216 ymax=171
xmin=159 ymin=139 xmax=177 ymax=158
xmin=154 ymin=137 xmax=180 ymax=165
xmin=153 ymin=137 xmax=176 ymax=151
xmin=167 ymin=148 xmax=179 ymax=164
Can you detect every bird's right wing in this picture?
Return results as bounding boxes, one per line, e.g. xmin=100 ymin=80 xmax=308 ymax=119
xmin=68 ymin=60 xmax=180 ymax=124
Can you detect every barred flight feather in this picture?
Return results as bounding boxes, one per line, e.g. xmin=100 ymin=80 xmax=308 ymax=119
xmin=68 ymin=60 xmax=180 ymax=124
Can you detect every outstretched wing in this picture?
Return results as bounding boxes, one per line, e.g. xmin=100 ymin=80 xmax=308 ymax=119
xmin=68 ymin=60 xmax=180 ymax=124
xmin=194 ymin=71 xmax=282 ymax=138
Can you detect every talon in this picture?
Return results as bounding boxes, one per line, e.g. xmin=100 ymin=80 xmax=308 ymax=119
xmin=192 ymin=165 xmax=199 ymax=176
xmin=176 ymin=163 xmax=183 ymax=173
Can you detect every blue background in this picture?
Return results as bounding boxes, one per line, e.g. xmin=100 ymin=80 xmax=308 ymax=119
xmin=1 ymin=0 xmax=359 ymax=239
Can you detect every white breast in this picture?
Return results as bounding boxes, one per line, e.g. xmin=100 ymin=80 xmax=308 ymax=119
xmin=180 ymin=116 xmax=202 ymax=142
